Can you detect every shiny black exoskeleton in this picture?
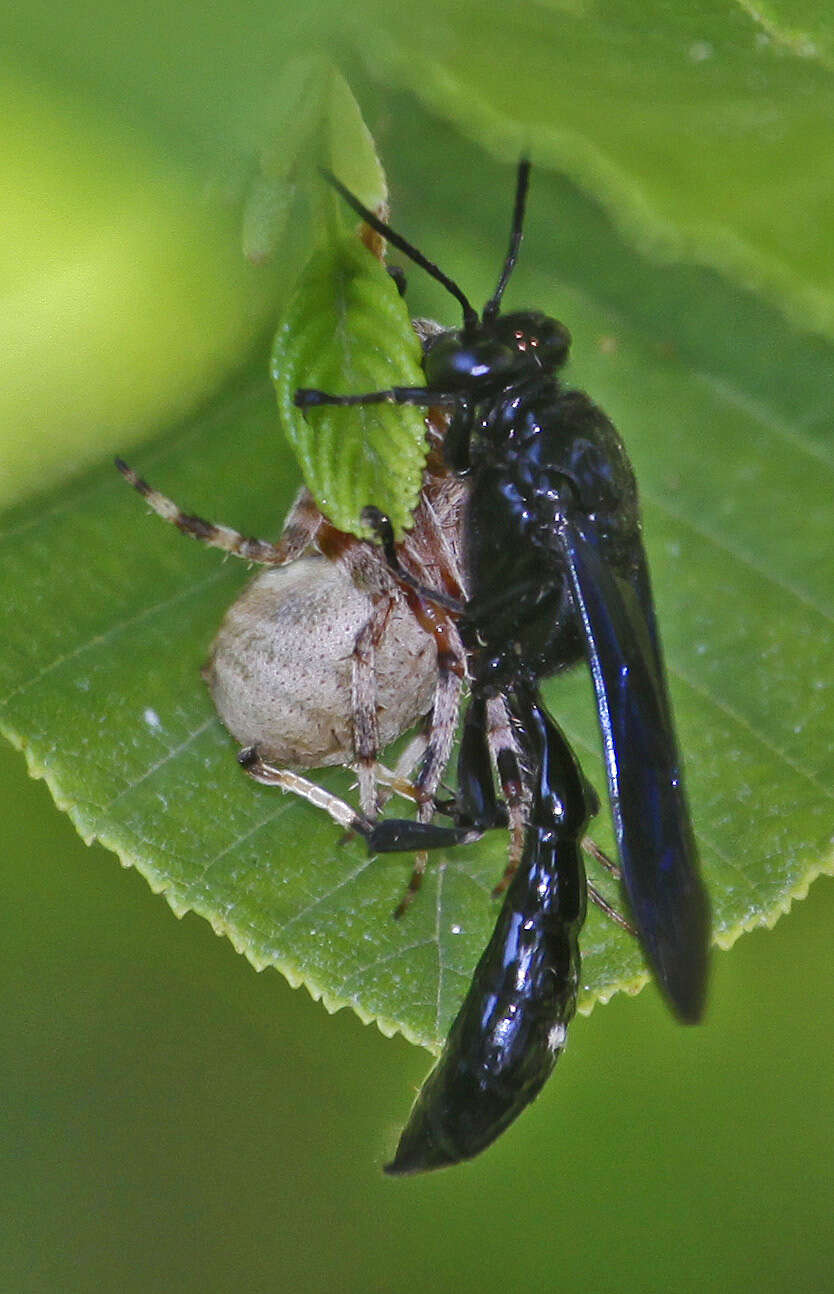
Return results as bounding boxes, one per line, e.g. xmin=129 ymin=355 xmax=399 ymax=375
xmin=386 ymin=691 xmax=590 ymax=1174
xmin=296 ymin=161 xmax=710 ymax=1174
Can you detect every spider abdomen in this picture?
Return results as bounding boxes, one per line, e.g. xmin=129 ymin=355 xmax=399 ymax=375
xmin=205 ymin=556 xmax=438 ymax=767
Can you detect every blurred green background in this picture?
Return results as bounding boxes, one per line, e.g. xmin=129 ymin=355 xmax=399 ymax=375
xmin=2 ymin=2 xmax=833 ymax=1290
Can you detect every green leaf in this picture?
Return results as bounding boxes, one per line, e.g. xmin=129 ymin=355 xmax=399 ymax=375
xmin=244 ymin=57 xmax=388 ymax=262
xmin=2 ymin=126 xmax=832 ymax=1051
xmin=3 ymin=28 xmax=833 ymax=1056
xmin=272 ymin=235 xmax=427 ymax=538
xmin=249 ymin=60 xmax=427 ymax=537
xmin=346 ymin=0 xmax=834 ymax=340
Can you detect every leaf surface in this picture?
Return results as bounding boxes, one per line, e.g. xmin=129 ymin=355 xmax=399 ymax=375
xmin=272 ymin=236 xmax=427 ymax=538
xmin=2 ymin=25 xmax=833 ymax=1051
xmin=3 ymin=155 xmax=832 ymax=1046
xmin=349 ymin=0 xmax=834 ymax=338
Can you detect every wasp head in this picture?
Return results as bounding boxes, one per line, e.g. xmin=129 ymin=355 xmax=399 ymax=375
xmin=492 ymin=311 xmax=571 ymax=370
xmin=423 ymin=310 xmax=571 ymax=393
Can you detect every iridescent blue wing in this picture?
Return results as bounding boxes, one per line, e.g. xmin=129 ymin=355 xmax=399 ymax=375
xmin=561 ymin=518 xmax=710 ymax=1021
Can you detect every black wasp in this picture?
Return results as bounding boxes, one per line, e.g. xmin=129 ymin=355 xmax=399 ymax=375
xmin=294 ymin=160 xmax=711 ymax=1175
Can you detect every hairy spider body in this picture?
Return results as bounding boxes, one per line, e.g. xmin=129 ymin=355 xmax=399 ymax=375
xmin=116 ymin=405 xmax=470 ymax=832
xmin=205 ymin=553 xmax=438 ymax=768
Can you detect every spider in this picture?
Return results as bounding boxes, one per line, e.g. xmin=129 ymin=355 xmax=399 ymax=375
xmin=116 ymin=394 xmax=473 ymax=907
xmin=121 ymin=156 xmax=709 ymax=1175
xmin=116 ymin=387 xmax=624 ymax=926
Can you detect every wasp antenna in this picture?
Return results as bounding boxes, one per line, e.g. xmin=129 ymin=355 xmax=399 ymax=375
xmin=320 ymin=168 xmax=479 ymax=330
xmin=482 ymin=158 xmax=531 ymax=322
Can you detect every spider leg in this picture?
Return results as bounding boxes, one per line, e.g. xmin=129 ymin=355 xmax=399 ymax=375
xmin=586 ymin=882 xmax=636 ymax=936
xmin=238 ymin=747 xmax=370 ymax=835
xmin=484 ymin=694 xmax=529 ymax=898
xmin=392 ymin=694 xmax=519 ymax=915
xmin=239 ymin=743 xmax=475 ymax=851
xmin=413 ymin=622 xmax=466 ymax=809
xmin=116 ymin=461 xmax=321 ymax=565
xmin=582 ymin=834 xmax=623 ymax=880
xmin=373 ymin=728 xmax=430 ymax=809
xmin=350 ymin=595 xmax=397 ymax=819
xmin=392 ymin=854 xmax=428 ymax=920
xmin=393 ymin=616 xmax=466 ymax=919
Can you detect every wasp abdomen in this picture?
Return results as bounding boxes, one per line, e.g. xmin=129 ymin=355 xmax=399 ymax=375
xmin=385 ymin=698 xmax=589 ymax=1176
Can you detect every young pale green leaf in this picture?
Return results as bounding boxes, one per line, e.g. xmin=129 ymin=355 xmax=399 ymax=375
xmin=317 ymin=64 xmax=387 ymax=219
xmin=272 ymin=234 xmax=427 ymax=538
xmin=259 ymin=66 xmax=421 ymax=534
xmin=246 ymin=58 xmax=387 ymax=261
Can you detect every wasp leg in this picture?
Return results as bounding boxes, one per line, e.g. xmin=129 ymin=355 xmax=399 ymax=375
xmin=361 ymin=506 xmax=464 ymax=614
xmin=294 ymin=386 xmax=458 ymax=410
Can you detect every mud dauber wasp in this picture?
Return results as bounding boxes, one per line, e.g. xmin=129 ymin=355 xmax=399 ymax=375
xmin=118 ymin=159 xmax=710 ymax=1176
xmin=289 ymin=159 xmax=711 ymax=1174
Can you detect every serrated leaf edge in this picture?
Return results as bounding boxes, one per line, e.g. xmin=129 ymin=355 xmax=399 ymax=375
xmin=5 ymin=718 xmax=832 ymax=1053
